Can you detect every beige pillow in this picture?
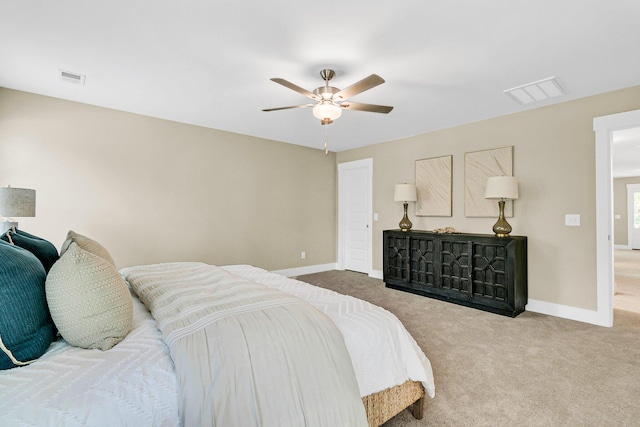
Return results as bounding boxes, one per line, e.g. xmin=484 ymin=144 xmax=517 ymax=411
xmin=46 ymin=242 xmax=133 ymax=350
xmin=60 ymin=230 xmax=116 ymax=266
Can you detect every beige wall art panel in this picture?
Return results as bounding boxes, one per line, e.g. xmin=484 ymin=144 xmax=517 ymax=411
xmin=465 ymin=146 xmax=513 ymax=217
xmin=416 ymin=155 xmax=452 ymax=216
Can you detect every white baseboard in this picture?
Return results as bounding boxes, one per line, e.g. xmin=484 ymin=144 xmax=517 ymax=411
xmin=278 ymin=264 xmax=384 ymax=280
xmin=271 ymin=263 xmax=337 ymax=278
xmin=369 ymin=269 xmax=383 ymax=280
xmin=334 ymin=266 xmax=383 ymax=279
xmin=526 ymin=299 xmax=610 ymax=327
xmin=614 ymin=244 xmax=631 ymax=250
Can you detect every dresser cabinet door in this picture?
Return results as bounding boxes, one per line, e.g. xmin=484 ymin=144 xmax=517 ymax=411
xmin=383 ymin=232 xmax=410 ymax=284
xmin=409 ymin=236 xmax=437 ymax=288
xmin=439 ymin=239 xmax=472 ymax=296
xmin=471 ymin=241 xmax=510 ymax=303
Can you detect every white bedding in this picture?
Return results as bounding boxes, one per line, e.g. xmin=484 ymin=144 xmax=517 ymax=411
xmin=223 ymin=265 xmax=436 ymax=398
xmin=0 ymin=264 xmax=435 ymax=426
xmin=123 ymin=262 xmax=368 ymax=427
xmin=0 ymin=289 xmax=180 ymax=427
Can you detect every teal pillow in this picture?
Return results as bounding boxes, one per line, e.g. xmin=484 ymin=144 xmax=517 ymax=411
xmin=0 ymin=239 xmax=57 ymax=370
xmin=1 ymin=229 xmax=59 ymax=273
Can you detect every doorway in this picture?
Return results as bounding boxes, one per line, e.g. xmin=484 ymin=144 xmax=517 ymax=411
xmin=627 ymin=184 xmax=640 ymax=250
xmin=337 ymin=158 xmax=373 ymax=274
xmin=594 ymin=109 xmax=640 ymax=327
xmin=614 ymin=248 xmax=640 ymax=313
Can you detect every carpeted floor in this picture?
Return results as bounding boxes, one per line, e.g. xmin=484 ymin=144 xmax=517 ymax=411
xmin=296 ymin=257 xmax=640 ymax=427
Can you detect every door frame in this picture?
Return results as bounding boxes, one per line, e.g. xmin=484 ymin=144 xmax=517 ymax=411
xmin=337 ymin=158 xmax=373 ymax=274
xmin=594 ymin=108 xmax=640 ymax=327
xmin=628 ymin=183 xmax=640 ymax=249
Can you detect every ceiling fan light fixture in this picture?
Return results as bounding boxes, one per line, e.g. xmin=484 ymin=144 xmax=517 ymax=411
xmin=313 ymin=102 xmax=342 ymax=123
xmin=264 ymin=69 xmax=392 ymax=130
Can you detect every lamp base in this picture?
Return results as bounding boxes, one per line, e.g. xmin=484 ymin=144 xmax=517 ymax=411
xmin=1 ymin=221 xmax=17 ymax=234
xmin=399 ymin=202 xmax=413 ymax=232
xmin=492 ymin=200 xmax=512 ymax=237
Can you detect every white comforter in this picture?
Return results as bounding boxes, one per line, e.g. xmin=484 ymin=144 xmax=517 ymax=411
xmin=122 ymin=262 xmax=368 ymax=427
xmin=0 ymin=289 xmax=180 ymax=427
xmin=223 ymin=265 xmax=435 ymax=398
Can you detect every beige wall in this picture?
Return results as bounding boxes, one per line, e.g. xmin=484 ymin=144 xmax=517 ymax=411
xmin=337 ymin=85 xmax=640 ymax=311
xmin=614 ymin=176 xmax=640 ymax=246
xmin=4 ymin=85 xmax=640 ymax=311
xmin=0 ymin=88 xmax=337 ymax=271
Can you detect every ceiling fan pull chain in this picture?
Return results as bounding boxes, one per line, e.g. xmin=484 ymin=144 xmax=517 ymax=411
xmin=324 ymin=124 xmax=329 ymax=155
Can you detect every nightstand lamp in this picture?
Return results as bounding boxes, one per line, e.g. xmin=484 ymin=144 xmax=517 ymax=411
xmin=0 ymin=186 xmax=36 ymax=233
xmin=394 ymin=183 xmax=417 ymax=232
xmin=484 ymin=176 xmax=518 ymax=237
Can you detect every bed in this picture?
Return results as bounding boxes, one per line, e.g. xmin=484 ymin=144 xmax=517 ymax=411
xmin=0 ymin=230 xmax=435 ymax=426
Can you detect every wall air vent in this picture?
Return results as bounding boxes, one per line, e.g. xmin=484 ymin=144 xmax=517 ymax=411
xmin=58 ymin=69 xmax=86 ymax=86
xmin=504 ymin=76 xmax=564 ymax=105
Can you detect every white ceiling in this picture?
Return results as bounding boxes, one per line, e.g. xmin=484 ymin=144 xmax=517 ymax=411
xmin=1 ymin=1 xmax=640 ymax=170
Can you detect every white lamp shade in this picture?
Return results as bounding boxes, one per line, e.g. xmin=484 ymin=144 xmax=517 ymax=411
xmin=484 ymin=176 xmax=519 ymax=200
xmin=312 ymin=102 xmax=342 ymax=121
xmin=0 ymin=187 xmax=36 ymax=217
xmin=394 ymin=183 xmax=417 ymax=202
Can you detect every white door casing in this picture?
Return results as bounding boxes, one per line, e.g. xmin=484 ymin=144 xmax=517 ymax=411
xmin=338 ymin=158 xmax=373 ymax=274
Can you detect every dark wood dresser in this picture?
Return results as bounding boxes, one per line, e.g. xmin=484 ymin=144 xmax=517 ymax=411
xmin=383 ymin=229 xmax=527 ymax=317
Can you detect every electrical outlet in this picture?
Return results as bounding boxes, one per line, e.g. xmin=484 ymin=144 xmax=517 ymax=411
xmin=301 ymin=251 xmax=306 ymax=259
xmin=565 ymin=214 xmax=581 ymax=227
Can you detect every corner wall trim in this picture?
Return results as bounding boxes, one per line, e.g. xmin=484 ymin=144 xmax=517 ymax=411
xmin=526 ymin=299 xmax=610 ymax=327
xmin=271 ymin=263 xmax=337 ymax=278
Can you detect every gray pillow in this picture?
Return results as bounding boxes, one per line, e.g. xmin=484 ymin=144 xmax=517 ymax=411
xmin=46 ymin=242 xmax=133 ymax=350
xmin=60 ymin=230 xmax=115 ymax=266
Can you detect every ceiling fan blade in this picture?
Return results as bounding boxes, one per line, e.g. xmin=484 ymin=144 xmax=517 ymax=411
xmin=340 ymin=102 xmax=393 ymax=114
xmin=270 ymin=78 xmax=319 ymax=100
xmin=262 ymin=104 xmax=315 ymax=112
xmin=334 ymin=74 xmax=385 ymax=101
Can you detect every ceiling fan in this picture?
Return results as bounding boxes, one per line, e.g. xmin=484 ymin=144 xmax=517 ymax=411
xmin=262 ymin=69 xmax=393 ymax=125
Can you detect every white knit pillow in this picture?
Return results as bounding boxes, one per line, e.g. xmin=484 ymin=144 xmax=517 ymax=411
xmin=46 ymin=242 xmax=133 ymax=350
xmin=60 ymin=230 xmax=116 ymax=266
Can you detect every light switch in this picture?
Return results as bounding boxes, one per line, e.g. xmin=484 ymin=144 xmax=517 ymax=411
xmin=373 ymin=213 xmax=379 ymax=221
xmin=565 ymin=214 xmax=581 ymax=227
xmin=615 ymin=214 xmax=622 ymax=220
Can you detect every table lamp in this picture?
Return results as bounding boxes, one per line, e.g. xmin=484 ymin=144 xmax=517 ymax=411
xmin=0 ymin=186 xmax=36 ymax=233
xmin=394 ymin=183 xmax=417 ymax=232
xmin=484 ymin=176 xmax=518 ymax=237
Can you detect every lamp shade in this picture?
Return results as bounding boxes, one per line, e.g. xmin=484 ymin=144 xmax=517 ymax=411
xmin=312 ymin=102 xmax=342 ymax=121
xmin=0 ymin=187 xmax=36 ymax=217
xmin=484 ymin=176 xmax=519 ymax=200
xmin=394 ymin=184 xmax=417 ymax=202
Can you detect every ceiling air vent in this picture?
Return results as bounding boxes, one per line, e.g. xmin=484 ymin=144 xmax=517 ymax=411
xmin=504 ymin=76 xmax=564 ymax=105
xmin=58 ymin=69 xmax=86 ymax=86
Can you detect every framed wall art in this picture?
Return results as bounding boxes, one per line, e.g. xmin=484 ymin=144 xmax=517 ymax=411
xmin=415 ymin=155 xmax=452 ymax=217
xmin=464 ymin=146 xmax=513 ymax=217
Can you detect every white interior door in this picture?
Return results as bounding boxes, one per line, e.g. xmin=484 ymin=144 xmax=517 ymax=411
xmin=338 ymin=159 xmax=372 ymax=274
xmin=628 ymin=184 xmax=640 ymax=249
